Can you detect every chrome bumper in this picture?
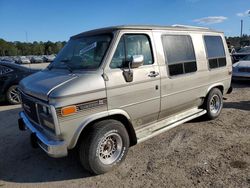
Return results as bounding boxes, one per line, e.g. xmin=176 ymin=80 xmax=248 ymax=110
xmin=19 ymin=111 xmax=68 ymax=158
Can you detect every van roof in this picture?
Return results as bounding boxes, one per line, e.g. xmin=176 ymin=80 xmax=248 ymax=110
xmin=72 ymin=25 xmax=223 ymax=38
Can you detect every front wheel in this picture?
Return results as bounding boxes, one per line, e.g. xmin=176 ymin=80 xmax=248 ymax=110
xmin=6 ymin=85 xmax=21 ymax=105
xmin=204 ymin=88 xmax=223 ymax=120
xmin=79 ymin=120 xmax=130 ymax=174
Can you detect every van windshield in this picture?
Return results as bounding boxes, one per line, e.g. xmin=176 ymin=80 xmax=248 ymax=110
xmin=49 ymin=34 xmax=112 ymax=71
xmin=241 ymin=55 xmax=250 ymax=61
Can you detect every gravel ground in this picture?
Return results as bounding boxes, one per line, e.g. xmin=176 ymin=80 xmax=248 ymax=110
xmin=0 ymin=81 xmax=249 ymax=188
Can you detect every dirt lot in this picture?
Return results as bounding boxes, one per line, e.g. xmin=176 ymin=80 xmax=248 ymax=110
xmin=0 ymin=82 xmax=249 ymax=188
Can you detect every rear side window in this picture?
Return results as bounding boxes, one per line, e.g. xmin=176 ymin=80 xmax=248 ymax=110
xmin=162 ymin=35 xmax=197 ymax=76
xmin=204 ymin=36 xmax=226 ymax=69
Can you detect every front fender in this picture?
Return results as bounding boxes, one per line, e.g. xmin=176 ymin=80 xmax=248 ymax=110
xmin=68 ymin=109 xmax=132 ymax=149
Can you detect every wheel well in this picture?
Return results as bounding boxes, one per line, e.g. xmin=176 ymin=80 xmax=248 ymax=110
xmin=77 ymin=114 xmax=137 ymax=148
xmin=215 ymin=85 xmax=224 ymax=95
xmin=201 ymin=85 xmax=224 ymax=108
xmin=207 ymin=85 xmax=224 ymax=96
xmin=4 ymin=83 xmax=19 ymax=94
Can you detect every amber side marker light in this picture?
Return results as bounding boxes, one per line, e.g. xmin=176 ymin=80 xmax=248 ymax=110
xmin=61 ymin=106 xmax=77 ymax=116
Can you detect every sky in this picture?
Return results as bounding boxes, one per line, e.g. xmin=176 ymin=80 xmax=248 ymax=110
xmin=0 ymin=0 xmax=250 ymax=42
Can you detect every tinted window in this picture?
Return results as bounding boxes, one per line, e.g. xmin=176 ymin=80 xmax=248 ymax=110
xmin=169 ymin=64 xmax=184 ymax=76
xmin=184 ymin=61 xmax=197 ymax=73
xmin=110 ymin=34 xmax=153 ymax=68
xmin=209 ymin=59 xmax=218 ymax=69
xmin=162 ymin=35 xmax=197 ymax=76
xmin=204 ymin=36 xmax=225 ymax=58
xmin=162 ymin=35 xmax=196 ymax=64
xmin=218 ymin=57 xmax=226 ymax=67
xmin=204 ymin=36 xmax=226 ymax=69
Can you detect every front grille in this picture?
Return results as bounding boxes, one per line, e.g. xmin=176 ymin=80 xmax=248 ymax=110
xmin=238 ymin=67 xmax=250 ymax=73
xmin=21 ymin=93 xmax=39 ymax=124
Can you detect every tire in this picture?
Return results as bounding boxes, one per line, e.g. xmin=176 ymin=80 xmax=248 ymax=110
xmin=79 ymin=119 xmax=130 ymax=175
xmin=204 ymin=88 xmax=223 ymax=120
xmin=6 ymin=85 xmax=21 ymax=105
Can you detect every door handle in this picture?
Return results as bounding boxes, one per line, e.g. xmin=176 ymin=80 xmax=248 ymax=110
xmin=148 ymin=71 xmax=159 ymax=77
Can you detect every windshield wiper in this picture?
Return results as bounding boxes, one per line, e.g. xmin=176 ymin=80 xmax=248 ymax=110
xmin=48 ymin=59 xmax=73 ymax=73
xmin=63 ymin=63 xmax=73 ymax=73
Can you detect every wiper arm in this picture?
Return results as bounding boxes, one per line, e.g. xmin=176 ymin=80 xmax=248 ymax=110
xmin=48 ymin=59 xmax=73 ymax=73
xmin=63 ymin=63 xmax=73 ymax=73
xmin=60 ymin=59 xmax=73 ymax=73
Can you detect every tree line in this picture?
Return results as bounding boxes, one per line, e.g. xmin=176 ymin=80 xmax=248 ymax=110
xmin=226 ymin=34 xmax=250 ymax=50
xmin=0 ymin=35 xmax=250 ymax=56
xmin=0 ymin=38 xmax=66 ymax=56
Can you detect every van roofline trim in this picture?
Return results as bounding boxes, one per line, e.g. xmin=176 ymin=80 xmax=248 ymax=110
xmin=71 ymin=25 xmax=223 ymax=39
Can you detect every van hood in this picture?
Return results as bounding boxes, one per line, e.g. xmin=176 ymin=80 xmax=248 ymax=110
xmin=19 ymin=70 xmax=106 ymax=104
xmin=19 ymin=70 xmax=78 ymax=101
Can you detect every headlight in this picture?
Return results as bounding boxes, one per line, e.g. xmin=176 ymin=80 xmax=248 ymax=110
xmin=37 ymin=104 xmax=55 ymax=131
xmin=0 ymin=65 xmax=13 ymax=75
xmin=42 ymin=105 xmax=52 ymax=115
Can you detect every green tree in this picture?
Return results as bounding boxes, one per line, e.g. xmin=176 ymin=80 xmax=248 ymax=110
xmin=0 ymin=38 xmax=66 ymax=56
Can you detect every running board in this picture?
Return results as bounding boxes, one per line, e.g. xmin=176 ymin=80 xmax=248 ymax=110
xmin=136 ymin=108 xmax=207 ymax=143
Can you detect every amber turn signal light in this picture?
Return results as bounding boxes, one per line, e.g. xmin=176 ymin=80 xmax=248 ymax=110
xmin=61 ymin=106 xmax=77 ymax=116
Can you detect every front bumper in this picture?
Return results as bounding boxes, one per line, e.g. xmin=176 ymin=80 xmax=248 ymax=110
xmin=19 ymin=111 xmax=68 ymax=158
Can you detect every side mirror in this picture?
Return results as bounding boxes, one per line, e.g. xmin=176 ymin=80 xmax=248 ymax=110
xmin=130 ymin=55 xmax=144 ymax=68
xmin=122 ymin=55 xmax=144 ymax=83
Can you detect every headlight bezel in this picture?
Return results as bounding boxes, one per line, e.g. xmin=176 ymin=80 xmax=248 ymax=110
xmin=37 ymin=103 xmax=56 ymax=132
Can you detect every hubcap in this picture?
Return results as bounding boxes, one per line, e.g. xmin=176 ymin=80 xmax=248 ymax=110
xmin=98 ymin=133 xmax=123 ymax=165
xmin=9 ymin=86 xmax=21 ymax=104
xmin=210 ymin=95 xmax=221 ymax=114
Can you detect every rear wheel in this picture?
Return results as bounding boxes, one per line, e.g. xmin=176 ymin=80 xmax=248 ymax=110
xmin=204 ymin=88 xmax=223 ymax=120
xmin=79 ymin=120 xmax=130 ymax=174
xmin=6 ymin=85 xmax=21 ymax=105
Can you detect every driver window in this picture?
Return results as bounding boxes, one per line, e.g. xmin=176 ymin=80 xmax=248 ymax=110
xmin=110 ymin=34 xmax=153 ymax=68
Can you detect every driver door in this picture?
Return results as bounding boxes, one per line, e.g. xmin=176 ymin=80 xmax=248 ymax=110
xmin=104 ymin=31 xmax=160 ymax=128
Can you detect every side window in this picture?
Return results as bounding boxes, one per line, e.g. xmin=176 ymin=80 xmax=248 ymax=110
xmin=110 ymin=34 xmax=153 ymax=68
xmin=204 ymin=36 xmax=226 ymax=69
xmin=162 ymin=35 xmax=197 ymax=76
xmin=110 ymin=37 xmax=125 ymax=68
